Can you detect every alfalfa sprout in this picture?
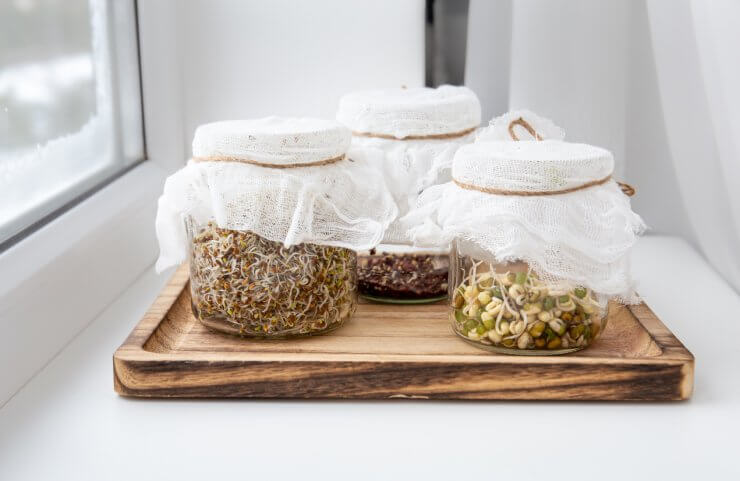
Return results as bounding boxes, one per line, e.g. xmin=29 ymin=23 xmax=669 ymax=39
xmin=189 ymin=222 xmax=357 ymax=337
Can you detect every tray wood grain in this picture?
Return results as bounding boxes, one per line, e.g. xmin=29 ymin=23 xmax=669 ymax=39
xmin=114 ymin=265 xmax=694 ymax=401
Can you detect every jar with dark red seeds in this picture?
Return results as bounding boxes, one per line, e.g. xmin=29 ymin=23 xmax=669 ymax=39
xmin=357 ymin=246 xmax=449 ymax=303
xmin=337 ymin=86 xmax=481 ymax=304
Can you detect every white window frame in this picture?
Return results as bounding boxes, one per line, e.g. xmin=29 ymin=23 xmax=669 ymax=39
xmin=0 ymin=0 xmax=185 ymax=406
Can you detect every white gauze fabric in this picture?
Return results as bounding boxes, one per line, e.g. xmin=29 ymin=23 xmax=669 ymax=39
xmin=336 ymin=85 xmax=481 ymax=245
xmin=406 ymin=140 xmax=646 ymax=302
xmin=476 ymin=109 xmax=565 ymax=142
xmin=155 ymin=117 xmax=398 ymax=272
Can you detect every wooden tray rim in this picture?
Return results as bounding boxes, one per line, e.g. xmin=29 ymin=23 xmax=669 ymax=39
xmin=114 ymin=265 xmax=694 ymax=400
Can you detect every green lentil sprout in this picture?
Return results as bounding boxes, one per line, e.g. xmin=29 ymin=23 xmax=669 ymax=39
xmin=451 ymin=261 xmax=607 ymax=354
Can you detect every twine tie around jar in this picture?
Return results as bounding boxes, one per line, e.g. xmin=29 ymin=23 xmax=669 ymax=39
xmin=453 ymin=174 xmax=614 ymax=197
xmin=192 ymin=154 xmax=346 ymax=169
xmin=454 ymin=117 xmax=636 ymax=197
xmin=351 ymin=127 xmax=477 ymax=141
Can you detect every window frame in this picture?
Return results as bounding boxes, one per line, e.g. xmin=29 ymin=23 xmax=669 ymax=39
xmin=0 ymin=0 xmax=185 ymax=406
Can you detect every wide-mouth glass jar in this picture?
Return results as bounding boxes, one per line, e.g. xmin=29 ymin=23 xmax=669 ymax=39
xmin=337 ymin=86 xmax=481 ymax=303
xmin=409 ymin=132 xmax=644 ymax=355
xmin=449 ymin=247 xmax=608 ymax=355
xmin=187 ymin=219 xmax=357 ymax=338
xmin=155 ymin=117 xmax=398 ymax=338
xmin=357 ymin=246 xmax=449 ymax=304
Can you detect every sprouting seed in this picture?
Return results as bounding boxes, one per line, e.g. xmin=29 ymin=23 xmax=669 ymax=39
xmin=189 ymin=222 xmax=357 ymax=337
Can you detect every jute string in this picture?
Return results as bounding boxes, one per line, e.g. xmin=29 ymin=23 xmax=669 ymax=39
xmin=451 ymin=117 xmax=635 ymax=197
xmin=192 ymin=154 xmax=345 ymax=169
xmin=352 ymin=126 xmax=477 ymax=141
xmin=453 ymin=174 xmax=614 ymax=196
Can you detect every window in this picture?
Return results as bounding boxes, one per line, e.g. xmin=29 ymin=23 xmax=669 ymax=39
xmin=0 ymin=0 xmax=143 ymax=246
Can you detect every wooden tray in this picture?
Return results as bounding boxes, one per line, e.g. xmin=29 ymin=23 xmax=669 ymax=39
xmin=114 ymin=265 xmax=694 ymax=401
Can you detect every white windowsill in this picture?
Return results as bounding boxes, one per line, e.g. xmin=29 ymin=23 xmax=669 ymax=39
xmin=0 ymin=161 xmax=168 ymax=405
xmin=0 ymin=0 xmax=188 ymax=406
xmin=0 ymin=235 xmax=738 ymax=479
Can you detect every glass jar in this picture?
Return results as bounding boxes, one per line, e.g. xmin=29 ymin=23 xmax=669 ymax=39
xmin=187 ymin=218 xmax=357 ymax=338
xmin=337 ymin=86 xmax=481 ymax=304
xmin=357 ymin=245 xmax=449 ymax=304
xmin=449 ymin=246 xmax=608 ymax=355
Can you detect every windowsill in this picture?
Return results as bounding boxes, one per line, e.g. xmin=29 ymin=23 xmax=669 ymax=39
xmin=0 ymin=235 xmax=738 ymax=479
xmin=0 ymin=161 xmax=168 ymax=405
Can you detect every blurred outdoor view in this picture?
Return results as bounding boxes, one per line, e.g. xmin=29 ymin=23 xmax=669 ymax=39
xmin=0 ymin=0 xmax=114 ymax=244
xmin=0 ymin=0 xmax=95 ymax=151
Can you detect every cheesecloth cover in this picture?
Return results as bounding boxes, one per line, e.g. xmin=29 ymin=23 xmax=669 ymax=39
xmin=155 ymin=117 xmax=398 ymax=272
xmin=406 ymin=140 xmax=646 ymax=302
xmin=336 ymin=85 xmax=481 ymax=245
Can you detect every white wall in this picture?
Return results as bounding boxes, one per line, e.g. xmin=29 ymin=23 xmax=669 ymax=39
xmin=465 ymin=0 xmax=511 ymax=122
xmin=164 ymin=0 xmax=425 ymax=158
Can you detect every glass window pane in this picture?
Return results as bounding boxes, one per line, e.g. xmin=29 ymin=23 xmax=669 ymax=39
xmin=0 ymin=0 xmax=143 ymax=245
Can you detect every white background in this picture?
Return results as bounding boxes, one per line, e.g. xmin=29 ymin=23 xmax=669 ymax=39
xmin=173 ymin=0 xmax=425 ymax=153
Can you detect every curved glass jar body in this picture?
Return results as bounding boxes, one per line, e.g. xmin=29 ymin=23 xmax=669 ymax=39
xmin=186 ymin=218 xmax=357 ymax=338
xmin=357 ymin=245 xmax=449 ymax=304
xmin=449 ymin=246 xmax=609 ymax=355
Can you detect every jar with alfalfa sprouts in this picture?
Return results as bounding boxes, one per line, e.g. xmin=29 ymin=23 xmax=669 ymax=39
xmin=408 ymin=124 xmax=645 ymax=354
xmin=336 ymin=85 xmax=481 ymax=303
xmin=154 ymin=117 xmax=397 ymax=338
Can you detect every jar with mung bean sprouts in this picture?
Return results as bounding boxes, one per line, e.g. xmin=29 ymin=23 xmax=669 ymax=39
xmin=154 ymin=117 xmax=397 ymax=338
xmin=449 ymin=256 xmax=610 ymax=354
xmin=408 ymin=116 xmax=645 ymax=354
